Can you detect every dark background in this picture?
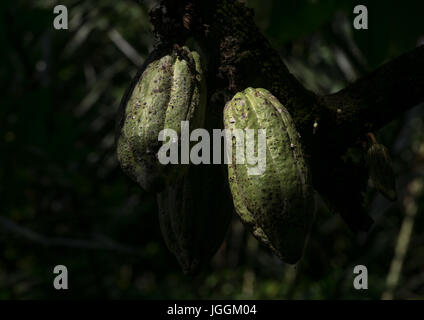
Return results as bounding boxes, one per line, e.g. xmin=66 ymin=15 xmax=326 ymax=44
xmin=1 ymin=0 xmax=423 ymax=299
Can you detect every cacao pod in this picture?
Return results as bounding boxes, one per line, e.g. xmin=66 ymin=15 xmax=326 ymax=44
xmin=227 ymin=160 xmax=278 ymax=254
xmin=224 ymin=87 xmax=314 ymax=264
xmin=157 ymin=164 xmax=233 ymax=274
xmin=366 ymin=143 xmax=397 ymax=201
xmin=116 ymin=46 xmax=206 ymax=192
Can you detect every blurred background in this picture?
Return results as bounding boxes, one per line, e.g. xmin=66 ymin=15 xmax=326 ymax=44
xmin=1 ymin=0 xmax=424 ymax=299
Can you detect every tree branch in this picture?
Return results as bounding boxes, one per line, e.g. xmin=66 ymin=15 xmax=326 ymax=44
xmin=150 ymin=0 xmax=323 ymax=145
xmin=323 ymin=45 xmax=424 ymax=141
xmin=152 ymin=0 xmax=424 ymax=148
xmin=0 ymin=215 xmax=146 ymax=257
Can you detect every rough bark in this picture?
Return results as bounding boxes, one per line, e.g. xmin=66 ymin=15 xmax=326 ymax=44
xmin=323 ymin=45 xmax=424 ymax=139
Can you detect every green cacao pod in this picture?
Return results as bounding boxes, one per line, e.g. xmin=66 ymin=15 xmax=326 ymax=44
xmin=116 ymin=46 xmax=206 ymax=192
xmin=224 ymin=87 xmax=314 ymax=264
xmin=227 ymin=162 xmax=277 ymax=254
xmin=157 ymin=164 xmax=233 ymax=274
xmin=366 ymin=143 xmax=397 ymax=201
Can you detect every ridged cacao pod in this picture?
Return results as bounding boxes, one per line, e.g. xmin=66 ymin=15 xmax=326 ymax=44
xmin=227 ymin=163 xmax=277 ymax=254
xmin=224 ymin=87 xmax=314 ymax=264
xmin=116 ymin=46 xmax=206 ymax=192
xmin=157 ymin=164 xmax=233 ymax=274
xmin=366 ymin=143 xmax=397 ymax=201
